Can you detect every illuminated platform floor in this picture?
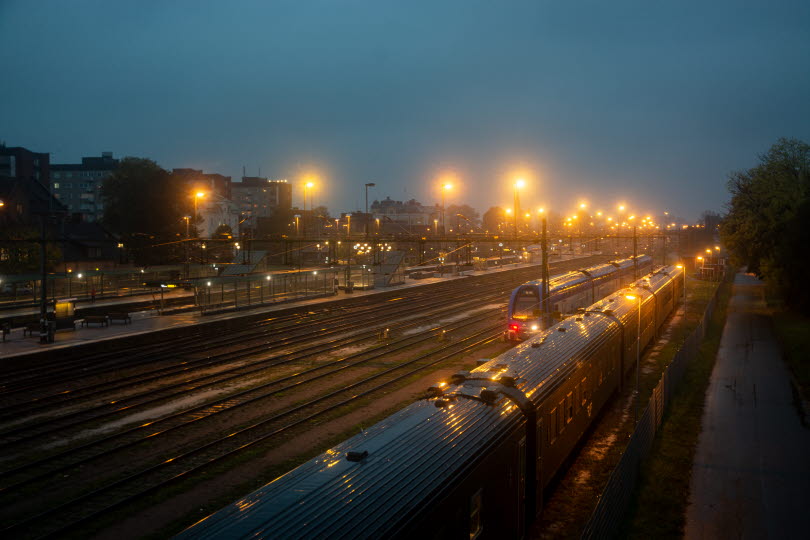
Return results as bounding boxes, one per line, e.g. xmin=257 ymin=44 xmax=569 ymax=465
xmin=1 ymin=258 xmax=586 ymax=360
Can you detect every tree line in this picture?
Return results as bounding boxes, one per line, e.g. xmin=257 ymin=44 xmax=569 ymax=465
xmin=720 ymin=137 xmax=810 ymax=311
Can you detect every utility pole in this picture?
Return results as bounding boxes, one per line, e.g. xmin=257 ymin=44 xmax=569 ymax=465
xmin=541 ymin=216 xmax=550 ymax=329
xmin=364 ymin=183 xmax=375 ymax=239
xmin=633 ymin=225 xmax=638 ymax=279
xmin=39 ymin=215 xmax=50 ymax=343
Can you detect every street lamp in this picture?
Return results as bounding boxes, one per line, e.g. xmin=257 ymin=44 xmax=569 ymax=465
xmin=193 ymin=192 xmax=205 ymax=226
xmin=364 ymin=183 xmax=376 ymax=238
xmin=303 ymin=181 xmax=314 ymax=235
xmin=625 ymin=293 xmax=642 ymax=424
xmin=513 ymin=178 xmax=525 ymax=238
xmin=440 ymin=182 xmax=452 ymax=235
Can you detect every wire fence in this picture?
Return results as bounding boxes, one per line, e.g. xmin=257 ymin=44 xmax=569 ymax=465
xmin=581 ymin=277 xmax=725 ymax=539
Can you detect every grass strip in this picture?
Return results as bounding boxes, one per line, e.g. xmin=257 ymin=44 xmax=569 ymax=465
xmin=621 ymin=277 xmax=733 ymax=538
xmin=771 ymin=310 xmax=810 ymax=401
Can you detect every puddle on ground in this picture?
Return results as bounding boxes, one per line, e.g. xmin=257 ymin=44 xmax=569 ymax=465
xmin=39 ymin=384 xmax=246 ymax=451
xmin=401 ymin=304 xmax=502 ymax=335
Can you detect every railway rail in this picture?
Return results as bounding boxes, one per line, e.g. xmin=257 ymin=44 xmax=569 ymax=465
xmin=0 ymin=255 xmax=611 ymax=538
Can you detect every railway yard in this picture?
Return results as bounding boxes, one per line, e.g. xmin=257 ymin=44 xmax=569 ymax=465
xmin=1 ymin=255 xmax=637 ymax=539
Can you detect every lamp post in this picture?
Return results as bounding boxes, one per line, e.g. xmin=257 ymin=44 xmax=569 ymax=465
xmin=626 ymin=293 xmax=642 ymax=424
xmin=364 ymin=182 xmax=376 ymax=239
xmin=513 ymin=178 xmax=525 ymax=239
xmin=303 ymin=181 xmax=313 ymax=235
xmin=540 ymin=210 xmax=550 ymax=328
xmin=193 ymin=192 xmax=205 ymax=273
xmin=193 ymin=192 xmax=205 ymax=232
xmin=440 ymin=182 xmax=452 ymax=235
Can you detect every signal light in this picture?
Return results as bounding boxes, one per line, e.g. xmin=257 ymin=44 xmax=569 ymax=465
xmin=509 ymin=324 xmax=520 ymax=331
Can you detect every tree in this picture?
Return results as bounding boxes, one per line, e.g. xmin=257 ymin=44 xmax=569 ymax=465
xmin=482 ymin=206 xmax=506 ymax=234
xmin=447 ymin=204 xmax=480 ymax=232
xmin=101 ymin=157 xmax=188 ymax=264
xmin=720 ymin=137 xmax=810 ymax=310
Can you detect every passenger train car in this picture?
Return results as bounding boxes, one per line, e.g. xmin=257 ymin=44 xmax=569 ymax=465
xmin=506 ymin=255 xmax=652 ymax=340
xmin=178 ymin=265 xmax=683 ymax=540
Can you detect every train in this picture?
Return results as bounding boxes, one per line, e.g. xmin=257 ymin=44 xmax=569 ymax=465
xmin=506 ymin=255 xmax=653 ymax=341
xmin=177 ymin=264 xmax=683 ymax=540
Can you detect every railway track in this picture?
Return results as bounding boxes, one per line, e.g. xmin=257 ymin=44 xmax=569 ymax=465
xmin=2 ymin=320 xmax=507 ymax=539
xmin=0 ymin=256 xmax=611 ymax=538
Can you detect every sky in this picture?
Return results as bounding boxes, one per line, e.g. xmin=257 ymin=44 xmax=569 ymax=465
xmin=2 ymin=0 xmax=809 ymax=221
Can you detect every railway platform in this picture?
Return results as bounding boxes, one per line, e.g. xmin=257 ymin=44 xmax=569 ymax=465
xmin=0 ymin=258 xmax=586 ymax=360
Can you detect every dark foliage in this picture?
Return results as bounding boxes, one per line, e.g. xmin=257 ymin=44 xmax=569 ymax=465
xmin=720 ymin=138 xmax=810 ymax=310
xmin=101 ymin=157 xmax=189 ymax=265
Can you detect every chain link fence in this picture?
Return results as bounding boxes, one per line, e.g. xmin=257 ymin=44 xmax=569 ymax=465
xmin=581 ymin=278 xmax=724 ymax=539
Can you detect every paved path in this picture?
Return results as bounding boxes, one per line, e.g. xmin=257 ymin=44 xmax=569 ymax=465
xmin=685 ymin=273 xmax=810 ymax=539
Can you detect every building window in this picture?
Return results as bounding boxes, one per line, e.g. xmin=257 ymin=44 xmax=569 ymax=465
xmin=53 ymin=183 xmax=60 ymax=189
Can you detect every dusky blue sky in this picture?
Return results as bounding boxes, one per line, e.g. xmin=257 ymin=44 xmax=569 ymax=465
xmin=2 ymin=0 xmax=809 ymax=221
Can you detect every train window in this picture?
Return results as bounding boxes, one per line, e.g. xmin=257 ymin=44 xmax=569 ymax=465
xmin=469 ymin=489 xmax=483 ymax=540
xmin=575 ymin=384 xmax=580 ymax=411
xmin=558 ymin=400 xmax=565 ymax=434
xmin=548 ymin=409 xmax=557 ymax=444
xmin=566 ymin=392 xmax=573 ymax=423
xmin=581 ymin=377 xmax=589 ymax=405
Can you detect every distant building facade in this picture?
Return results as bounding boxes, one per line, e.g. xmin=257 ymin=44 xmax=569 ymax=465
xmin=369 ymin=197 xmax=435 ymax=233
xmin=197 ymin=195 xmax=242 ymax=239
xmin=231 ymin=177 xmax=293 ymax=228
xmin=0 ymin=145 xmax=50 ymax=187
xmin=171 ymin=168 xmax=232 ymax=200
xmin=50 ymin=152 xmax=119 ymax=223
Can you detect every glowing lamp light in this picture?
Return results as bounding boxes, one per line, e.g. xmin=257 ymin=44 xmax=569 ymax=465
xmin=515 ymin=178 xmax=526 ymax=188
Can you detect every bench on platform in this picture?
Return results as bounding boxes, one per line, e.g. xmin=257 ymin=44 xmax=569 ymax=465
xmin=81 ymin=315 xmax=109 ymax=328
xmin=23 ymin=321 xmax=40 ymax=337
xmin=108 ymin=312 xmax=132 ymax=325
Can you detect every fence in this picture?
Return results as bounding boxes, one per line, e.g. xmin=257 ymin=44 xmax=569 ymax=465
xmin=580 ymin=278 xmax=725 ymax=539
xmin=0 ymin=266 xmax=217 ymax=308
xmin=194 ymin=269 xmax=339 ymax=314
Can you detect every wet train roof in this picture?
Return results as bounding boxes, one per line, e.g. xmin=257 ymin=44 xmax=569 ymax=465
xmin=515 ymin=257 xmax=650 ymax=291
xmin=495 ymin=264 xmax=681 ymax=403
xmin=179 ymin=265 xmax=680 ymax=540
xmin=177 ymin=388 xmax=522 ymax=539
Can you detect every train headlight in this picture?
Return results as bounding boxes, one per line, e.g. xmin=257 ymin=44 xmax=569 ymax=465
xmin=530 ymin=324 xmax=538 ymax=331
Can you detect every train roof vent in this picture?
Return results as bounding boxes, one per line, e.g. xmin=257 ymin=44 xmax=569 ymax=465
xmin=558 ymin=327 xmax=567 ymax=332
xmin=498 ymin=375 xmax=516 ymax=387
xmin=480 ymin=389 xmax=498 ymax=404
xmin=531 ymin=341 xmax=541 ymax=348
xmin=575 ymin=317 xmax=583 ymax=321
xmin=476 ymin=358 xmax=490 ymax=367
xmin=450 ymin=371 xmax=469 ymax=384
xmin=604 ymin=309 xmax=614 ymax=315
xmin=346 ymin=450 xmax=368 ymax=462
